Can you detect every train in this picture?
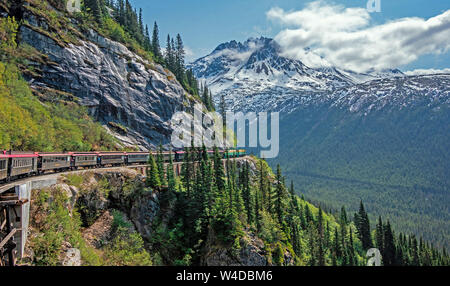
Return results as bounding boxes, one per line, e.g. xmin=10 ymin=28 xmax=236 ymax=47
xmin=0 ymin=149 xmax=247 ymax=184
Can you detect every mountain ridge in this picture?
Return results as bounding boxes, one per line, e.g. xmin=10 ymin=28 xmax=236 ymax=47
xmin=188 ymin=37 xmax=410 ymax=114
xmin=189 ymin=36 xmax=450 ymax=249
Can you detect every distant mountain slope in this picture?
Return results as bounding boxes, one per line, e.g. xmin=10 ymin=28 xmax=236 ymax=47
xmin=188 ymin=37 xmax=404 ymax=113
xmin=272 ymin=99 xmax=449 ymax=248
xmin=190 ymin=38 xmax=450 ymax=248
xmin=272 ymin=75 xmax=450 ymax=248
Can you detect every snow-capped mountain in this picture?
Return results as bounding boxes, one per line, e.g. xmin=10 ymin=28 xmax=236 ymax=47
xmin=190 ymin=38 xmax=450 ymax=251
xmin=330 ymin=74 xmax=450 ymax=114
xmin=189 ymin=37 xmax=349 ymax=112
xmin=188 ymin=37 xmax=416 ymax=114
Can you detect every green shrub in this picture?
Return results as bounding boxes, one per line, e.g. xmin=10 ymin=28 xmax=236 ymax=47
xmin=30 ymin=188 xmax=103 ymax=266
xmin=103 ymin=226 xmax=153 ymax=266
xmin=0 ymin=61 xmax=118 ymax=151
xmin=65 ymin=174 xmax=84 ymax=188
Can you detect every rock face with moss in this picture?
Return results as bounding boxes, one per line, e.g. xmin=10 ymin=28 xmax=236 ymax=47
xmin=24 ymin=168 xmax=269 ymax=266
xmin=203 ymin=231 xmax=268 ymax=266
xmin=3 ymin=1 xmax=199 ymax=149
xmin=25 ymin=169 xmax=156 ymax=266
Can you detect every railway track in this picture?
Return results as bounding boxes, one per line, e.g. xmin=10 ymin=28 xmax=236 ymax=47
xmin=0 ymin=164 xmax=149 ymax=194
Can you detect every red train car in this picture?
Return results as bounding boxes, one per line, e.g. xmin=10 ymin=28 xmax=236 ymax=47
xmin=4 ymin=151 xmax=38 ymax=179
xmin=0 ymin=153 xmax=8 ymax=182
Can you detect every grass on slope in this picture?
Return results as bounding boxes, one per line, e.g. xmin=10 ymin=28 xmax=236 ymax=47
xmin=0 ymin=16 xmax=119 ymax=151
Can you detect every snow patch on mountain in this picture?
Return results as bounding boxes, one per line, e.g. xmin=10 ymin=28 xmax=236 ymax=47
xmin=188 ymin=37 xmax=427 ymax=114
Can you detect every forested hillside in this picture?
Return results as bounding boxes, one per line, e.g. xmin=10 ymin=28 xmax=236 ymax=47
xmin=271 ymin=102 xmax=450 ymax=249
xmin=0 ymin=16 xmax=118 ymax=151
xmin=189 ymin=24 xmax=450 ymax=253
xmin=1 ymin=0 xmax=448 ymax=267
xmin=25 ymin=147 xmax=449 ymax=266
xmin=0 ymin=0 xmax=214 ymax=151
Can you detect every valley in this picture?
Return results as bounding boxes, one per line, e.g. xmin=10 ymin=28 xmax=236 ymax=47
xmin=190 ymin=37 xmax=450 ymax=249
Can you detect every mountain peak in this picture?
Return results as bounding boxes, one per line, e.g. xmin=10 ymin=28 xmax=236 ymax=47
xmin=188 ymin=37 xmax=418 ymax=114
xmin=188 ymin=37 xmax=351 ymax=95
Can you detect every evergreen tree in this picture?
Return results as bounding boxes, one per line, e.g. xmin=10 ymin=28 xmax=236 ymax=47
xmin=165 ymin=35 xmax=175 ymax=72
xmin=146 ymin=152 xmax=161 ymax=189
xmin=117 ymin=0 xmax=125 ymax=25
xmin=144 ymin=25 xmax=151 ymax=51
xmin=340 ymin=206 xmax=348 ymax=251
xmin=299 ymin=204 xmax=307 ymax=230
xmin=355 ymin=200 xmax=373 ymax=250
xmin=334 ymin=226 xmax=341 ymax=259
xmin=151 ymin=21 xmax=161 ymax=59
xmin=304 ymin=204 xmax=313 ymax=223
xmin=375 ymin=216 xmax=384 ymax=254
xmin=138 ymin=8 xmax=144 ymax=35
xmin=167 ymin=149 xmax=176 ymax=191
xmin=84 ymin=0 xmax=103 ymax=23
xmin=171 ymin=37 xmax=176 ymax=71
xmin=181 ymin=147 xmax=193 ymax=197
xmin=275 ymin=164 xmax=284 ymax=224
xmin=289 ymin=181 xmax=300 ymax=215
xmin=348 ymin=228 xmax=356 ymax=266
xmin=199 ymin=85 xmax=214 ymax=111
xmin=317 ymin=206 xmax=325 ymax=266
xmin=340 ymin=206 xmax=348 ymax=225
xmin=213 ymin=147 xmax=225 ymax=191
xmin=255 ymin=191 xmax=262 ymax=232
xmin=308 ymin=225 xmax=317 ymax=266
xmin=383 ymin=220 xmax=396 ymax=266
xmin=175 ymin=34 xmax=185 ymax=81
xmin=156 ymin=144 xmax=166 ymax=186
xmin=241 ymin=162 xmax=252 ymax=225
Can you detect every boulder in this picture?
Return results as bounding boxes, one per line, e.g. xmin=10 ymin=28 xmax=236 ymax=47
xmin=204 ymin=232 xmax=268 ymax=266
xmin=62 ymin=248 xmax=81 ymax=266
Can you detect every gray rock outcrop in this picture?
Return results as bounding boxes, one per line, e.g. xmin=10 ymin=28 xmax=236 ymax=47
xmin=62 ymin=248 xmax=81 ymax=266
xmin=17 ymin=8 xmax=198 ymax=150
xmin=203 ymin=231 xmax=268 ymax=266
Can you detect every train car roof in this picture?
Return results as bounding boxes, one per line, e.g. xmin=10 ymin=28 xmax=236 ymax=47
xmin=70 ymin=153 xmax=98 ymax=156
xmin=38 ymin=153 xmax=71 ymax=156
xmin=4 ymin=154 xmax=39 ymax=158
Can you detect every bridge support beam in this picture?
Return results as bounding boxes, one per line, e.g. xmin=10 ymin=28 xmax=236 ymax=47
xmin=12 ymin=183 xmax=31 ymax=260
xmin=0 ymin=182 xmax=32 ymax=266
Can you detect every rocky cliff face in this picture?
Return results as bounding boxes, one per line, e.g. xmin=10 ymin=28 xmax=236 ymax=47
xmin=202 ymin=230 xmax=268 ymax=266
xmin=25 ymin=168 xmax=157 ymax=265
xmin=25 ymin=168 xmax=269 ymax=266
xmin=9 ymin=2 xmax=200 ymax=150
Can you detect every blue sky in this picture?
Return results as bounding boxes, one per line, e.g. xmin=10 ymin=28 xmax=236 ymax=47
xmin=129 ymin=0 xmax=450 ymax=72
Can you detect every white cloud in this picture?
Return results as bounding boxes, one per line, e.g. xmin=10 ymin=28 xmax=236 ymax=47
xmin=404 ymin=68 xmax=450 ymax=76
xmin=205 ymin=40 xmax=264 ymax=64
xmin=267 ymin=1 xmax=450 ymax=72
xmin=184 ymin=46 xmax=195 ymax=61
